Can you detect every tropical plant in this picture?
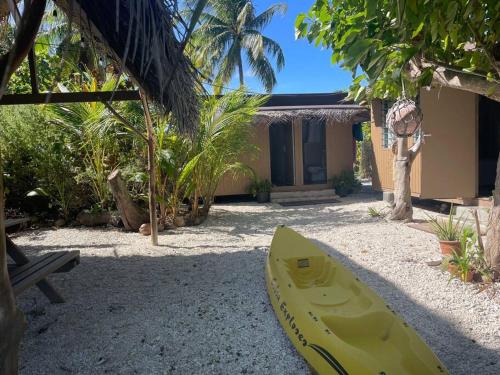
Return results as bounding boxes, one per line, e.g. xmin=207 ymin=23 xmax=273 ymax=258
xmin=50 ymin=72 xmax=123 ymax=210
xmin=179 ymin=88 xmax=267 ymax=218
xmin=356 ymin=123 xmax=372 ymax=179
xmin=426 ymin=207 xmax=465 ymax=241
xmin=155 ymin=127 xmax=192 ymax=220
xmin=367 ymin=206 xmax=389 ymax=218
xmin=28 ymin=120 xmax=81 ymax=220
xmin=330 ymin=170 xmax=361 ymax=197
xmin=448 ymin=247 xmax=474 ymax=282
xmin=248 ymin=177 xmax=272 ymax=197
xmin=0 ymin=105 xmax=41 ymax=209
xmin=193 ymin=0 xmax=286 ymax=93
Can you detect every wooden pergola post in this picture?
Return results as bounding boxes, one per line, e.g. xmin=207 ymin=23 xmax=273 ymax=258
xmin=0 ymin=1 xmax=46 ymax=373
xmin=139 ymin=90 xmax=158 ymax=246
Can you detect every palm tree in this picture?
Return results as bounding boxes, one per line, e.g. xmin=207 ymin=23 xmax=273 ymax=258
xmin=178 ymin=88 xmax=268 ymax=217
xmin=193 ymin=0 xmax=286 ymax=93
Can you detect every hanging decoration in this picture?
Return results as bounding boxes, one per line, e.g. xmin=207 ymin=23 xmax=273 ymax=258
xmin=386 ymin=98 xmax=423 ymax=137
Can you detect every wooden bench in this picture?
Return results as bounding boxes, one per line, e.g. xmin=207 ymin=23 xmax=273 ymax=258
xmin=6 ymin=218 xmax=80 ymax=303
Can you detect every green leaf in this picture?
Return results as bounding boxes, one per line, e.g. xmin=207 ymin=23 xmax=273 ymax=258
xmin=446 ymin=2 xmax=459 ymax=24
xmin=411 ymin=22 xmax=425 ymax=39
xmin=365 ymin=0 xmax=376 ymax=19
xmin=295 ymin=13 xmax=306 ymax=29
xmin=430 ymin=12 xmax=439 ymax=41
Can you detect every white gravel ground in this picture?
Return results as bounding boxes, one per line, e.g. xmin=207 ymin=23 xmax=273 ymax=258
xmin=13 ymin=193 xmax=500 ymax=375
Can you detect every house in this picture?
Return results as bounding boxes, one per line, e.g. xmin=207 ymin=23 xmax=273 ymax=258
xmin=371 ymin=87 xmax=500 ymax=205
xmin=215 ymin=93 xmax=369 ymax=197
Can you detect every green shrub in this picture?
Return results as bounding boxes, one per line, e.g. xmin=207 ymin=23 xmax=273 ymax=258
xmin=248 ymin=178 xmax=272 ymax=197
xmin=0 ymin=105 xmax=82 ymax=218
xmin=330 ymin=170 xmax=361 ymax=197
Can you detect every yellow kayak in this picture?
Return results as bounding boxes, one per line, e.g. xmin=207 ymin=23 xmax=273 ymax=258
xmin=265 ymin=226 xmax=448 ymax=375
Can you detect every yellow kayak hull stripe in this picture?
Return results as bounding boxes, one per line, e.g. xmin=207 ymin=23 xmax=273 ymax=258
xmin=308 ymin=344 xmax=348 ymax=375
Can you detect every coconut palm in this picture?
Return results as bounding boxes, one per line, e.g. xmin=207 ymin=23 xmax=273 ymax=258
xmin=178 ymin=88 xmax=268 ymax=217
xmin=50 ymin=72 xmax=122 ymax=210
xmin=193 ymin=0 xmax=286 ymax=93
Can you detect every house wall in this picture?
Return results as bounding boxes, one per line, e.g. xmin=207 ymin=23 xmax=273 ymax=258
xmin=419 ymin=87 xmax=478 ymax=199
xmin=215 ymin=121 xmax=271 ymax=196
xmin=215 ymin=118 xmax=354 ymax=196
xmin=371 ymin=87 xmax=478 ymax=199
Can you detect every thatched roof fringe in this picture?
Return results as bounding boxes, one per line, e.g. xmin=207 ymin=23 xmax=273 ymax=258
xmin=255 ymin=108 xmax=369 ymax=125
xmin=54 ymin=0 xmax=200 ymax=135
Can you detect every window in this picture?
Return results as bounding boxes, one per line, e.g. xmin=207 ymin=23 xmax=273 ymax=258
xmin=381 ymin=95 xmax=421 ymax=148
xmin=381 ymin=100 xmax=395 ymax=149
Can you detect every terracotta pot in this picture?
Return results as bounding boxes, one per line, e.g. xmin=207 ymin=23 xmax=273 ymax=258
xmin=439 ymin=240 xmax=461 ymax=256
xmin=447 ymin=264 xmax=474 ymax=282
xmin=462 ymin=271 xmax=474 ymax=283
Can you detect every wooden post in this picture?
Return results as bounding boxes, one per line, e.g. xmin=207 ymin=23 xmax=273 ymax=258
xmin=0 ymin=2 xmax=45 ymax=372
xmin=139 ymin=90 xmax=158 ymax=246
xmin=0 ymin=150 xmax=26 ymax=375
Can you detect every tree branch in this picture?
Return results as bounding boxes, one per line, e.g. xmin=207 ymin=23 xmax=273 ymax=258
xmin=408 ymin=135 xmax=422 ymax=162
xmin=409 ymin=59 xmax=500 ymax=102
xmin=0 ymin=0 xmax=46 ymax=97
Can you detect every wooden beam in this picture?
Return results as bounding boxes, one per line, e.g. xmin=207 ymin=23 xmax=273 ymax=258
xmin=0 ymin=90 xmax=141 ymax=105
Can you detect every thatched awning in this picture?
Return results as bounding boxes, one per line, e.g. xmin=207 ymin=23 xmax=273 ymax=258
xmin=256 ymin=104 xmax=370 ymax=125
xmin=53 ymin=0 xmax=200 ymax=134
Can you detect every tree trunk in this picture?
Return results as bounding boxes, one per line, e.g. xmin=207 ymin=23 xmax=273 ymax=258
xmin=107 ymin=169 xmax=148 ymax=231
xmin=238 ymin=51 xmax=244 ymax=87
xmin=485 ymin=152 xmax=500 ymax=277
xmin=0 ymin=153 xmax=26 ymax=375
xmin=388 ymin=137 xmax=422 ymax=222
xmin=140 ymin=91 xmax=158 ymax=246
xmin=0 ymin=0 xmax=46 ymax=95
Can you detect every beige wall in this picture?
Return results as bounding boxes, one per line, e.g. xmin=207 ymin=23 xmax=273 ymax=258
xmin=215 ymin=121 xmax=271 ymax=196
xmin=371 ymin=87 xmax=478 ymax=199
xmin=215 ymin=117 xmax=354 ymax=196
xmin=419 ymin=87 xmax=478 ymax=199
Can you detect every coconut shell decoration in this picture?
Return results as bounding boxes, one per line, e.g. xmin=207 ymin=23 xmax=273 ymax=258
xmin=386 ymin=99 xmax=423 ymax=137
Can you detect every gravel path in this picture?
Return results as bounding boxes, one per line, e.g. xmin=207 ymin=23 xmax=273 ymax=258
xmin=14 ymin=194 xmax=500 ymax=375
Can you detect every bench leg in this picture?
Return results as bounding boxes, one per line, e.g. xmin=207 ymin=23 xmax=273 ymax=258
xmin=36 ymin=280 xmax=65 ymax=304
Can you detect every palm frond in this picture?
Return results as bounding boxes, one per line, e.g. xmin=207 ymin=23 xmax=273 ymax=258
xmin=213 ymin=41 xmax=240 ymax=93
xmin=247 ymin=3 xmax=287 ymax=30
xmin=236 ymin=1 xmax=255 ymax=32
xmin=246 ymin=49 xmax=277 ymax=92
xmin=262 ymin=36 xmax=285 ymax=71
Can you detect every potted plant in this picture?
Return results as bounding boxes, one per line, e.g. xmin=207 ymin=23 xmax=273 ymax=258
xmin=427 ymin=207 xmax=465 ymax=256
xmin=248 ymin=178 xmax=272 ymax=203
xmin=447 ymin=249 xmax=474 ymax=282
xmin=330 ymin=170 xmax=362 ymax=197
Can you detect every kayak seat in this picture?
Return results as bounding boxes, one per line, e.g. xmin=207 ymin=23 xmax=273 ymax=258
xmin=284 ymin=256 xmax=337 ymax=289
xmin=322 ymin=311 xmax=429 ymax=372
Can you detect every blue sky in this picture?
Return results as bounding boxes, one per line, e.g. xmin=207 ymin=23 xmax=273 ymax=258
xmin=226 ymin=0 xmax=353 ymax=94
